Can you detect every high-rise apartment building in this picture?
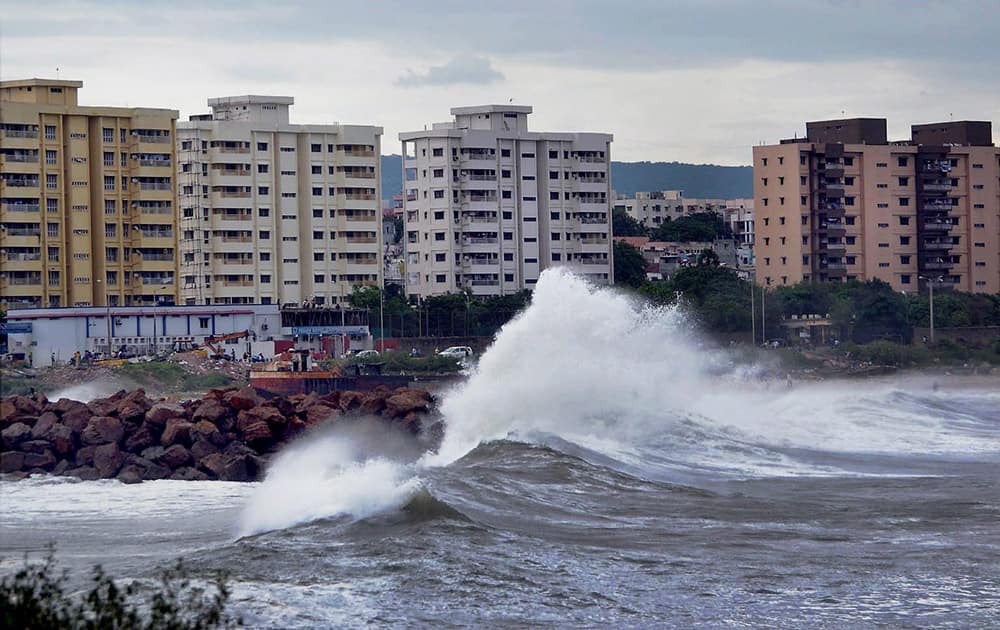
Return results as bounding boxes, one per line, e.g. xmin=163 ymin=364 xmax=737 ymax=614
xmin=399 ymin=105 xmax=613 ymax=298
xmin=0 ymin=78 xmax=178 ymax=309
xmin=753 ymin=118 xmax=999 ymax=293
xmin=176 ymin=96 xmax=382 ymax=306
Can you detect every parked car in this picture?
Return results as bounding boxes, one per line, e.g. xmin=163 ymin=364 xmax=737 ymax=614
xmin=437 ymin=346 xmax=473 ymax=359
xmin=353 ymin=349 xmax=380 ymax=360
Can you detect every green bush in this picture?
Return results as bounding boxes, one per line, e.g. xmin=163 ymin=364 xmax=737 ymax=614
xmin=0 ymin=551 xmax=240 ymax=629
xmin=116 ymin=362 xmax=237 ymax=392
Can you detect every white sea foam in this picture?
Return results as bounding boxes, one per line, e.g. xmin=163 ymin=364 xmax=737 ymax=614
xmin=48 ymin=381 xmax=123 ymax=403
xmin=429 ymin=268 xmax=1000 ymax=471
xmin=239 ymin=425 xmax=423 ymax=536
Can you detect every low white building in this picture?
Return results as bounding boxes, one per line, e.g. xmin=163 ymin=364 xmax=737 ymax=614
xmin=5 ymin=304 xmax=281 ymax=367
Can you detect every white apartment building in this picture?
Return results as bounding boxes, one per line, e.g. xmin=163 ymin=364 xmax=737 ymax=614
xmin=614 ymin=190 xmax=750 ymax=228
xmin=399 ymin=105 xmax=613 ymax=298
xmin=176 ymin=96 xmax=382 ymax=306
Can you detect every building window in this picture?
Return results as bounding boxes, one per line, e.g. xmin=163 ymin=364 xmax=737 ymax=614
xmin=899 ymin=197 xmax=909 ymax=206
xmin=433 ymin=148 xmax=443 ymax=157
xmin=901 ymin=255 xmax=910 ymax=264
xmin=435 ymin=274 xmax=446 ymax=283
xmin=311 ymin=143 xmax=321 ymax=153
xmin=897 ymin=157 xmax=908 ymax=167
xmin=900 ymin=236 xmax=910 ymax=245
xmin=259 ymin=230 xmax=270 ymax=239
xmin=44 ymin=125 xmax=56 ymax=140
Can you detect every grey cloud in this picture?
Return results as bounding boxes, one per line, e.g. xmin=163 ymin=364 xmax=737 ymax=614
xmin=395 ymin=56 xmax=504 ymax=88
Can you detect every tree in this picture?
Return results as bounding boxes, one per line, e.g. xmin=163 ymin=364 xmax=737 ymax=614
xmin=696 ymin=248 xmax=719 ymax=267
xmin=613 ymin=240 xmax=648 ymax=288
xmin=653 ymin=211 xmax=731 ymax=242
xmin=391 ymin=216 xmax=403 ymax=244
xmin=612 ymin=207 xmax=647 ymax=237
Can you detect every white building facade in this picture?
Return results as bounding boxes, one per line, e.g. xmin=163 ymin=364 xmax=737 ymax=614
xmin=5 ymin=304 xmax=281 ymax=367
xmin=176 ymin=96 xmax=382 ymax=307
xmin=399 ymin=105 xmax=613 ymax=298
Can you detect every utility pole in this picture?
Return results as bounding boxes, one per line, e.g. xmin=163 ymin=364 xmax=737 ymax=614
xmin=750 ymin=280 xmax=756 ymax=345
xmin=919 ymin=275 xmax=940 ymax=344
xmin=760 ymin=285 xmax=766 ymax=344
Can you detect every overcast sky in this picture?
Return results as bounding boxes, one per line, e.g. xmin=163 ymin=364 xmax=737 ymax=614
xmin=2 ymin=0 xmax=997 ymax=164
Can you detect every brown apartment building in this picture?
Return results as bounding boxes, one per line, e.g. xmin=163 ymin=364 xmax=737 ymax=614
xmin=753 ymin=118 xmax=999 ymax=293
xmin=0 ymin=79 xmax=178 ymax=310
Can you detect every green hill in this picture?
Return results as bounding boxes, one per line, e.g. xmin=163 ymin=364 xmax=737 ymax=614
xmin=381 ymin=155 xmax=752 ymax=201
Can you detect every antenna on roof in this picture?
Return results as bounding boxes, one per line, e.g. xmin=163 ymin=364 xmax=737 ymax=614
xmin=56 ymin=67 xmax=60 ymax=79
xmin=509 ymin=98 xmax=513 ymax=103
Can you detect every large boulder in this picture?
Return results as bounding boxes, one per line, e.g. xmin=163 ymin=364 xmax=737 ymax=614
xmin=170 ymin=467 xmax=209 ymax=481
xmin=87 ymin=397 xmax=120 ymax=417
xmin=23 ymin=449 xmax=57 ymax=471
xmin=1 ymin=451 xmax=25 ymax=473
xmin=67 ymin=466 xmax=101 ymax=481
xmin=75 ymin=445 xmax=96 ymax=467
xmin=223 ymin=387 xmax=260 ymax=411
xmin=191 ymin=420 xmax=226 ymax=447
xmin=385 ymin=388 xmax=431 ymax=419
xmin=116 ymin=401 xmax=146 ymax=424
xmin=338 ymin=390 xmax=366 ymax=412
xmin=116 ymin=465 xmax=144 ymax=484
xmin=192 ymin=399 xmax=228 ymax=425
xmin=10 ymin=395 xmax=41 ymax=416
xmin=360 ymin=390 xmax=389 ymax=415
xmin=30 ymin=412 xmax=59 ymax=439
xmin=196 ymin=452 xmax=228 ymax=479
xmin=190 ymin=438 xmax=219 ymax=461
xmin=46 ymin=424 xmax=77 ymax=456
xmin=305 ymin=404 xmax=339 ymax=427
xmin=145 ymin=402 xmax=187 ymax=427
xmin=237 ymin=420 xmax=273 ymax=450
xmin=81 ymin=416 xmax=125 ymax=446
xmin=156 ymin=444 xmax=192 ymax=470
xmin=124 ymin=426 xmax=156 ymax=453
xmin=93 ymin=442 xmax=124 ymax=478
xmin=1 ymin=422 xmax=33 ymax=449
xmin=19 ymin=439 xmax=53 ymax=454
xmin=160 ymin=419 xmax=194 ymax=447
xmin=61 ymin=406 xmax=93 ymax=434
xmin=0 ymin=399 xmax=18 ymax=427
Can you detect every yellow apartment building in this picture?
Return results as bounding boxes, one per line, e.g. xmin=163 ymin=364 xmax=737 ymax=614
xmin=0 ymin=78 xmax=179 ymax=309
xmin=753 ymin=118 xmax=999 ymax=294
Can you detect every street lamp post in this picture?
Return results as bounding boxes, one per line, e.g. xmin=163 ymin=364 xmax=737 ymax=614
xmin=750 ymin=280 xmax=756 ymax=345
xmin=96 ymin=278 xmax=112 ymax=356
xmin=918 ymin=275 xmax=942 ymax=344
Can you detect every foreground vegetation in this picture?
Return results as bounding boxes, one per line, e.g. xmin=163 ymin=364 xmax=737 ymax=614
xmin=0 ymin=552 xmax=240 ymax=629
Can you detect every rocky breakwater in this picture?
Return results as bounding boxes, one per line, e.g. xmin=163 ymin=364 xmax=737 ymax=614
xmin=0 ymin=386 xmax=434 ymax=483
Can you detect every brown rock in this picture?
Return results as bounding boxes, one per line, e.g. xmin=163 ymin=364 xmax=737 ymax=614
xmin=81 ymin=416 xmax=125 ymax=446
xmin=270 ymin=396 xmax=295 ymax=417
xmin=338 ymin=390 xmax=365 ymax=412
xmin=191 ymin=420 xmax=225 ymax=447
xmin=192 ymin=399 xmax=228 ymax=424
xmin=239 ymin=420 xmax=273 ymax=449
xmin=23 ymin=450 xmax=56 ymax=470
xmin=293 ymin=392 xmax=321 ymax=414
xmin=385 ymin=388 xmax=431 ymax=419
xmin=52 ymin=459 xmax=71 ymax=475
xmin=1 ymin=451 xmax=25 ymax=473
xmin=145 ymin=402 xmax=187 ymax=427
xmin=305 ymin=404 xmax=339 ymax=426
xmin=61 ymin=407 xmax=93 ymax=434
xmin=141 ymin=446 xmax=165 ymax=461
xmin=46 ymin=424 xmax=76 ymax=455
xmin=75 ymin=445 xmax=96 ymax=466
xmin=360 ymin=391 xmax=388 ymax=415
xmin=320 ymin=390 xmax=342 ymax=407
xmin=87 ymin=397 xmax=120 ymax=417
xmin=220 ymin=454 xmax=252 ymax=482
xmin=121 ymin=388 xmax=152 ymax=411
xmin=11 ymin=395 xmax=41 ymax=416
xmin=30 ymin=412 xmax=59 ymax=439
xmin=224 ymin=387 xmax=260 ymax=411
xmin=197 ymin=452 xmax=227 ymax=478
xmin=93 ymin=442 xmax=124 ymax=477
xmin=19 ymin=439 xmax=53 ymax=454
xmin=190 ymin=438 xmax=219 ymax=461
xmin=160 ymin=419 xmax=194 ymax=447
xmin=124 ymin=426 xmax=155 ymax=453
xmin=156 ymin=444 xmax=192 ymax=469
xmin=283 ymin=417 xmax=308 ymax=440
xmin=68 ymin=466 xmax=101 ymax=481
xmin=0 ymin=399 xmax=16 ymax=425
xmin=117 ymin=465 xmax=144 ymax=484
xmin=170 ymin=467 xmax=209 ymax=481
xmin=2 ymin=422 xmax=33 ymax=449
xmin=116 ymin=401 xmax=146 ymax=423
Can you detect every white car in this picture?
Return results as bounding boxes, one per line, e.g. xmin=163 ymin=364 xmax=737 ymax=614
xmin=353 ymin=349 xmax=380 ymax=360
xmin=437 ymin=346 xmax=473 ymax=359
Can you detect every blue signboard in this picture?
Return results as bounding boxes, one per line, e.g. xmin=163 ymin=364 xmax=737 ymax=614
xmin=0 ymin=322 xmax=33 ymax=334
xmin=290 ymin=325 xmax=368 ymax=336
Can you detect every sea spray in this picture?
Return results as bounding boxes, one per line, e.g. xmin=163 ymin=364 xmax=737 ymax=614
xmin=239 ymin=422 xmax=424 ymax=536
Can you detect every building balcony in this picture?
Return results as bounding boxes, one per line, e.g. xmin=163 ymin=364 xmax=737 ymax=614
xmin=920 ymin=261 xmax=953 ymax=271
xmin=922 ymin=221 xmax=953 ymax=233
xmin=819 ymin=162 xmax=845 ymax=177
xmin=0 ymin=233 xmax=43 ymax=247
xmin=818 ymin=222 xmax=846 ymax=233
xmin=820 ymin=242 xmax=846 ymax=252
xmin=920 ymin=241 xmax=953 ymax=251
xmin=921 ymin=183 xmax=953 ymax=193
xmin=2 ymin=127 xmax=39 ymax=140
